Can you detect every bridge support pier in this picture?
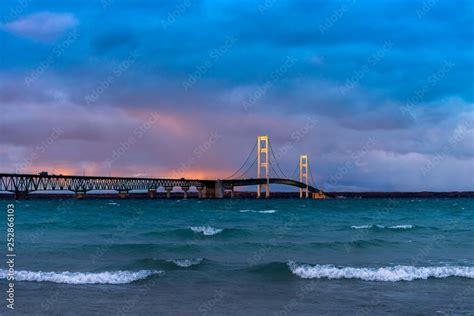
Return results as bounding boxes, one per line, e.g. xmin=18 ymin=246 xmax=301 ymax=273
xmin=230 ymin=187 xmax=235 ymax=198
xmin=215 ymin=180 xmax=224 ymax=199
xmin=75 ymin=191 xmax=86 ymax=199
xmin=165 ymin=186 xmax=173 ymax=199
xmin=199 ymin=182 xmax=223 ymax=199
xmin=119 ymin=190 xmax=129 ymax=199
xmin=14 ymin=191 xmax=29 ymax=200
xmin=197 ymin=186 xmax=204 ymax=199
xmin=182 ymin=186 xmax=189 ymax=199
xmin=257 ymin=190 xmax=270 ymax=199
xmin=312 ymin=192 xmax=326 ymax=199
xmin=148 ymin=189 xmax=156 ymax=199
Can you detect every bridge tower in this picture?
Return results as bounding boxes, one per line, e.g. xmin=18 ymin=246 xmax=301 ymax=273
xmin=300 ymin=154 xmax=309 ymax=198
xmin=257 ymin=135 xmax=270 ymax=198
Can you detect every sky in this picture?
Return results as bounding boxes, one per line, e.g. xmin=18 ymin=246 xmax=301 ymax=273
xmin=0 ymin=0 xmax=473 ymax=192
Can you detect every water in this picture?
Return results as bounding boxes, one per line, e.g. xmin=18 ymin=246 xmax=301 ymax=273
xmin=1 ymin=198 xmax=473 ymax=315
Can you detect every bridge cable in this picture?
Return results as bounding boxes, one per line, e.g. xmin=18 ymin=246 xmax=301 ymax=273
xmin=290 ymin=163 xmax=299 ymax=181
xmin=308 ymin=165 xmax=316 ymax=187
xmin=238 ymin=156 xmax=258 ymax=179
xmin=225 ymin=140 xmax=258 ymax=179
xmin=268 ymin=161 xmax=283 ymax=178
xmin=268 ymin=141 xmax=288 ymax=178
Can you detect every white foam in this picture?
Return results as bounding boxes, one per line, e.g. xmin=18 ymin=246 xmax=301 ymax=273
xmin=189 ymin=226 xmax=223 ymax=236
xmin=288 ymin=262 xmax=474 ymax=282
xmin=168 ymin=258 xmax=203 ymax=268
xmin=239 ymin=209 xmax=276 ymax=214
xmin=107 ymin=202 xmax=120 ymax=206
xmin=388 ymin=225 xmax=414 ymax=229
xmin=0 ymin=269 xmax=161 ymax=284
xmin=351 ymin=225 xmax=372 ymax=229
xmin=350 ymin=224 xmax=414 ymax=230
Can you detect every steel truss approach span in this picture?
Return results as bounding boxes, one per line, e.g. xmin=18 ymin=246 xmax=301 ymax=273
xmin=0 ymin=173 xmax=206 ymax=192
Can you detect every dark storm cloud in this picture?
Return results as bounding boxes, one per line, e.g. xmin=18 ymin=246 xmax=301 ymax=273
xmin=0 ymin=0 xmax=472 ymax=190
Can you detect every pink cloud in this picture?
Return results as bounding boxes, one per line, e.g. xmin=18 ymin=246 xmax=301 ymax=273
xmin=1 ymin=11 xmax=78 ymax=42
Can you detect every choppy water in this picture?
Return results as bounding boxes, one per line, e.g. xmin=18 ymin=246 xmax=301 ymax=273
xmin=1 ymin=198 xmax=473 ymax=315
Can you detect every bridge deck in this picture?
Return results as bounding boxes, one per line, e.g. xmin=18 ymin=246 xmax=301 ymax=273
xmin=0 ymin=173 xmax=323 ymax=198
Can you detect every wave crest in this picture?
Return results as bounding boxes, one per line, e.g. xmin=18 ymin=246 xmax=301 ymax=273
xmin=240 ymin=209 xmax=277 ymax=214
xmin=167 ymin=258 xmax=203 ymax=268
xmin=189 ymin=226 xmax=223 ymax=236
xmin=288 ymin=262 xmax=474 ymax=281
xmin=351 ymin=225 xmax=372 ymax=229
xmin=0 ymin=269 xmax=162 ymax=284
xmin=388 ymin=225 xmax=414 ymax=229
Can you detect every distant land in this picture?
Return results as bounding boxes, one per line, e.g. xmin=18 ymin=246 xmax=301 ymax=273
xmin=1 ymin=191 xmax=473 ymax=199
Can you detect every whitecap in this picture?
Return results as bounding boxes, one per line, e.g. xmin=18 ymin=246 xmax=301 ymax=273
xmin=351 ymin=225 xmax=373 ymax=229
xmin=189 ymin=226 xmax=223 ymax=236
xmin=168 ymin=258 xmax=203 ymax=268
xmin=239 ymin=209 xmax=253 ymax=213
xmin=0 ymin=269 xmax=161 ymax=284
xmin=240 ymin=209 xmax=276 ymax=214
xmin=258 ymin=210 xmax=277 ymax=214
xmin=287 ymin=262 xmax=474 ymax=282
xmin=388 ymin=225 xmax=414 ymax=229
xmin=107 ymin=202 xmax=120 ymax=206
xmin=350 ymin=224 xmax=415 ymax=230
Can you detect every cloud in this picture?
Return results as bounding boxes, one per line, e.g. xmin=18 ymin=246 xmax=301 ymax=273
xmin=0 ymin=1 xmax=472 ymax=191
xmin=1 ymin=11 xmax=78 ymax=42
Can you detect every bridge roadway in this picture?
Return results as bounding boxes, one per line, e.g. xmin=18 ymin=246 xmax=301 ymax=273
xmin=0 ymin=173 xmax=324 ymax=199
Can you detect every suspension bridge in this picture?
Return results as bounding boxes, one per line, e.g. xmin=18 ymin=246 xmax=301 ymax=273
xmin=0 ymin=136 xmax=325 ymax=200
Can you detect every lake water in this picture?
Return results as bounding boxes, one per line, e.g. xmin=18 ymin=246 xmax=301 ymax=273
xmin=1 ymin=198 xmax=473 ymax=315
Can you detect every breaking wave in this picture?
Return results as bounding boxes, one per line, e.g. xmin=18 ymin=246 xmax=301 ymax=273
xmin=287 ymin=262 xmax=474 ymax=281
xmin=351 ymin=225 xmax=372 ymax=229
xmin=167 ymin=258 xmax=204 ymax=268
xmin=142 ymin=227 xmax=246 ymax=239
xmin=189 ymin=226 xmax=223 ymax=236
xmin=133 ymin=258 xmax=209 ymax=270
xmin=0 ymin=269 xmax=162 ymax=284
xmin=240 ymin=210 xmax=277 ymax=214
xmin=388 ymin=225 xmax=414 ymax=229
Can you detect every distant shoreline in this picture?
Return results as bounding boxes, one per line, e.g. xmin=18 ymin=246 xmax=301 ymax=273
xmin=1 ymin=191 xmax=473 ymax=199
